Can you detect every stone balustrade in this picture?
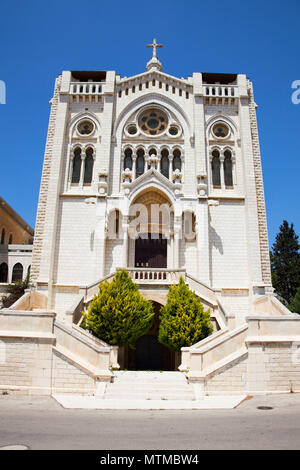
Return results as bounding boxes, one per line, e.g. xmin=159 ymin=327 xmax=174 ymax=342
xmin=69 ymin=82 xmax=104 ymax=95
xmin=127 ymin=268 xmax=186 ymax=284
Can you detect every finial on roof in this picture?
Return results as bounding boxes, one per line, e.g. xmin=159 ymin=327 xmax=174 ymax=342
xmin=146 ymin=38 xmax=163 ymax=71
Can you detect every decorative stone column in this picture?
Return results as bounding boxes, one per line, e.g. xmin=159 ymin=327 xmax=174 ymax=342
xmin=168 ymin=155 xmax=173 ymax=182
xmin=122 ymin=215 xmax=130 ymax=268
xmin=79 ymin=149 xmax=86 ymax=188
xmin=173 ymin=216 xmax=181 ymax=269
xmin=132 ymin=152 xmax=137 ymax=180
xmin=220 ymin=153 xmax=225 ymax=191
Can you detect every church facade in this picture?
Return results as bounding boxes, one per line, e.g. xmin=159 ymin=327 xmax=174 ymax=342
xmin=31 ymin=43 xmax=272 ymax=321
xmin=1 ymin=42 xmax=299 ymax=397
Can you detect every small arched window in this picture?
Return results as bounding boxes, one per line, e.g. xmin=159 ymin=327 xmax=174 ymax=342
xmin=136 ymin=149 xmax=145 ymax=178
xmin=71 ymin=148 xmax=82 ymax=183
xmin=161 ymin=149 xmax=169 ymax=179
xmin=224 ymin=150 xmax=233 ymax=187
xmin=124 ymin=148 xmax=133 ymax=171
xmin=1 ymin=228 xmax=5 ymax=244
xmin=84 ymin=147 xmax=94 ymax=183
xmin=173 ymin=149 xmax=181 ymax=172
xmin=0 ymin=262 xmax=8 ymax=283
xmin=211 ymin=150 xmax=221 ymax=187
xmin=8 ymin=234 xmax=13 ymax=244
xmin=12 ymin=263 xmax=23 ymax=282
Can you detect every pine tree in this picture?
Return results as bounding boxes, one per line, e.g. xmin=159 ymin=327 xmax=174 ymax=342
xmin=84 ymin=269 xmax=154 ymax=347
xmin=158 ymin=277 xmax=213 ymax=352
xmin=271 ymin=220 xmax=300 ymax=303
xmin=289 ymin=287 xmax=300 ymax=314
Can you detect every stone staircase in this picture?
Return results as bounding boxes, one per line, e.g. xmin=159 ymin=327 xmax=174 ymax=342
xmin=104 ymin=371 xmax=196 ymax=401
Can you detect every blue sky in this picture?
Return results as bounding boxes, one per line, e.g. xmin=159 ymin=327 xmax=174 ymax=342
xmin=0 ymin=0 xmax=299 ymax=246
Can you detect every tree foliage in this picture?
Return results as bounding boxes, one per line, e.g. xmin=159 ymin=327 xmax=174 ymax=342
xmin=158 ymin=277 xmax=213 ymax=352
xmin=84 ymin=269 xmax=154 ymax=347
xmin=289 ymin=287 xmax=300 ymax=314
xmin=271 ymin=220 xmax=300 ymax=304
xmin=1 ymin=274 xmax=30 ymax=308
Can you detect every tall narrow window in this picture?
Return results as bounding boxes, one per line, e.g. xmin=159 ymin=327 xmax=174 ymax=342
xmin=12 ymin=263 xmax=23 ymax=282
xmin=0 ymin=228 xmax=5 ymax=244
xmin=0 ymin=262 xmax=8 ymax=282
xmin=172 ymin=149 xmax=181 ymax=171
xmin=124 ymin=148 xmax=133 ymax=171
xmin=84 ymin=147 xmax=94 ymax=183
xmin=71 ymin=148 xmax=82 ymax=183
xmin=224 ymin=150 xmax=233 ymax=187
xmin=136 ymin=149 xmax=145 ymax=178
xmin=211 ymin=150 xmax=221 ymax=187
xmin=161 ymin=149 xmax=169 ymax=179
xmin=8 ymin=234 xmax=13 ymax=244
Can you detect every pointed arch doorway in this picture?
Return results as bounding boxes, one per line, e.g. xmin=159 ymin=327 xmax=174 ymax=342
xmin=121 ymin=301 xmax=176 ymax=371
xmin=129 ymin=188 xmax=173 ymax=270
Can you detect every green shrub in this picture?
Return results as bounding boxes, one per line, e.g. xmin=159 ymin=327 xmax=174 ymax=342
xmin=158 ymin=277 xmax=213 ymax=352
xmin=84 ymin=269 xmax=154 ymax=347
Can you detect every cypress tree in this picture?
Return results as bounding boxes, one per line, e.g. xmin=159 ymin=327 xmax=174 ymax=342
xmin=84 ymin=269 xmax=154 ymax=347
xmin=158 ymin=277 xmax=213 ymax=352
xmin=271 ymin=220 xmax=300 ymax=303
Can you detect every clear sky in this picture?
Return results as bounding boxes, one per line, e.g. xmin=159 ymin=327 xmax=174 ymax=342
xmin=0 ymin=0 xmax=299 ymax=246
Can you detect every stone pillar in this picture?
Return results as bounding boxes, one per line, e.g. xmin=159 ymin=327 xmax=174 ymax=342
xmin=132 ymin=152 xmax=136 ymax=180
xmin=173 ymin=216 xmax=181 ymax=269
xmin=220 ymin=154 xmax=225 ymax=191
xmin=122 ymin=216 xmax=129 ymax=268
xmin=168 ymin=155 xmax=173 ymax=182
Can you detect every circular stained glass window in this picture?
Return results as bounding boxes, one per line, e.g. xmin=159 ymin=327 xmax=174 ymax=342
xmin=138 ymin=109 xmax=168 ymax=136
xmin=212 ymin=123 xmax=229 ymax=139
xmin=77 ymin=120 xmax=94 ymax=135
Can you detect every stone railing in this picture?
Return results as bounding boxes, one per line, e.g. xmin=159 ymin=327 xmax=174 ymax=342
xmin=126 ymin=268 xmax=186 ymax=284
xmin=204 ymin=85 xmax=237 ymax=98
xmin=69 ymin=82 xmax=104 ymax=95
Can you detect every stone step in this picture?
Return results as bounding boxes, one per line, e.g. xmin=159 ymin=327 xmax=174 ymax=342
xmin=108 ymin=384 xmax=193 ymax=392
xmin=113 ymin=371 xmax=188 ymax=384
xmin=104 ymin=392 xmax=195 ymax=401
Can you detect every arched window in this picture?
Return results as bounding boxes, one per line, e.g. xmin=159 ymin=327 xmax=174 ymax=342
xmin=71 ymin=148 xmax=82 ymax=183
xmin=1 ymin=228 xmax=5 ymax=244
xmin=12 ymin=263 xmax=23 ymax=282
xmin=172 ymin=149 xmax=181 ymax=171
xmin=84 ymin=147 xmax=94 ymax=183
xmin=161 ymin=149 xmax=169 ymax=179
xmin=211 ymin=150 xmax=221 ymax=187
xmin=224 ymin=150 xmax=233 ymax=187
xmin=136 ymin=149 xmax=145 ymax=178
xmin=124 ymin=148 xmax=133 ymax=171
xmin=8 ymin=234 xmax=13 ymax=244
xmin=0 ymin=263 xmax=8 ymax=283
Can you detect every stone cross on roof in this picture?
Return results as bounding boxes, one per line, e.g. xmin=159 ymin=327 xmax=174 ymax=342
xmin=146 ymin=39 xmax=163 ymax=72
xmin=147 ymin=38 xmax=163 ymax=58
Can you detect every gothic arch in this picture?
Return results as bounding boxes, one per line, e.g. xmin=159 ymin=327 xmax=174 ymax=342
xmin=113 ymin=93 xmax=192 ymax=142
xmin=68 ymin=112 xmax=101 ymax=137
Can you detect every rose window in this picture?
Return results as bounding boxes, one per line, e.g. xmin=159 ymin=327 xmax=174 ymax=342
xmin=138 ymin=109 xmax=168 ymax=136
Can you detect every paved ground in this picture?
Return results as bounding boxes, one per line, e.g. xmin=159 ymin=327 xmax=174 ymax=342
xmin=0 ymin=393 xmax=299 ymax=450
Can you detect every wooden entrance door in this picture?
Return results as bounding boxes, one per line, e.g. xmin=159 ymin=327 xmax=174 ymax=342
xmin=135 ymin=234 xmax=167 ymax=268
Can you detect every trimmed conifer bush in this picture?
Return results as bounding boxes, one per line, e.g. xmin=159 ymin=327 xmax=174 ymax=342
xmin=158 ymin=277 xmax=213 ymax=352
xmin=84 ymin=269 xmax=154 ymax=347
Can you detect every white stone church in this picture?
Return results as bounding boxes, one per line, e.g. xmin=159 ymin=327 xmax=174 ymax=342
xmin=0 ymin=41 xmax=300 ymax=398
